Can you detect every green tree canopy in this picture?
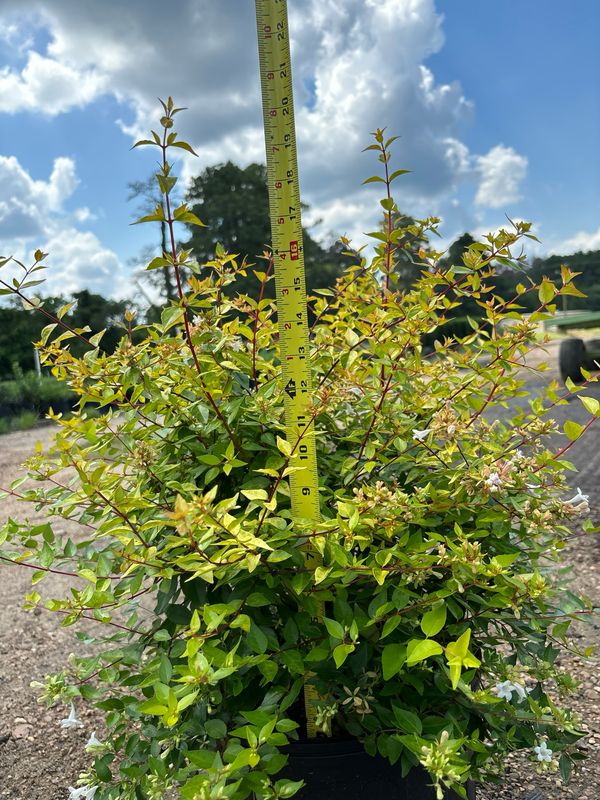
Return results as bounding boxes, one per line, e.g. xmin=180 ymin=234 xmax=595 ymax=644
xmin=0 ymin=291 xmax=129 ymax=378
xmin=441 ymin=231 xmax=600 ymax=315
xmin=183 ymin=161 xmax=352 ymax=299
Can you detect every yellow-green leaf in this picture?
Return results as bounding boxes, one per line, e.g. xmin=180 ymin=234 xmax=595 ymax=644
xmin=420 ymin=602 xmax=447 ymax=638
xmin=406 ymin=639 xmax=443 ymax=665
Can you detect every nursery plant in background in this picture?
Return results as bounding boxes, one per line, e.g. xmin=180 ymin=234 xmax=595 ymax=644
xmin=0 ymin=100 xmax=598 ymax=800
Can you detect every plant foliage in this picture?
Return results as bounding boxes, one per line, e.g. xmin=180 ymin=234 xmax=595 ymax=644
xmin=0 ymin=101 xmax=597 ymax=800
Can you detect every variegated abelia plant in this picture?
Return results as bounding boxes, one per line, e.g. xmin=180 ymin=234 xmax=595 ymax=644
xmin=0 ymin=100 xmax=597 ymax=800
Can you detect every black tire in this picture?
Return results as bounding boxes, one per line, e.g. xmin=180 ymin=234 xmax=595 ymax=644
xmin=559 ymin=337 xmax=586 ymax=383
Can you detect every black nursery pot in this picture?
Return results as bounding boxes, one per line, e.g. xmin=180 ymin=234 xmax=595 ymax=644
xmin=280 ymin=738 xmax=476 ymax=800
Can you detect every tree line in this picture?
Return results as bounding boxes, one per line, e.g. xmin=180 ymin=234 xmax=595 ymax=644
xmin=1 ymin=160 xmax=598 ymax=379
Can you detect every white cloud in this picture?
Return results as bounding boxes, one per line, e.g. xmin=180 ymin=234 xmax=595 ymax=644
xmin=0 ymin=50 xmax=107 ymax=115
xmin=73 ymin=206 xmax=97 ymax=223
xmin=0 ymin=0 xmax=530 ymax=257
xmin=0 ymin=153 xmax=125 ymax=298
xmin=475 ymin=145 xmax=528 ymax=209
xmin=549 ymin=227 xmax=600 ymax=255
xmin=42 ymin=227 xmax=125 ymax=296
xmin=0 ymin=154 xmax=78 ymax=238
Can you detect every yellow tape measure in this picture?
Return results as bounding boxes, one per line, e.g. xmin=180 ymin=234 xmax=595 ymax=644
xmin=254 ymin=0 xmax=321 ymax=737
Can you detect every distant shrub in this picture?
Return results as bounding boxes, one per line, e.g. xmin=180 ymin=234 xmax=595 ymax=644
xmin=0 ymin=372 xmax=74 ymax=419
xmin=11 ymin=410 xmax=39 ymax=431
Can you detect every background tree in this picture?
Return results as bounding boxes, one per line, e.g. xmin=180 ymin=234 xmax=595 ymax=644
xmin=440 ymin=232 xmax=600 ymax=314
xmin=0 ymin=291 xmax=129 ymax=377
xmin=183 ymin=161 xmax=351 ymax=299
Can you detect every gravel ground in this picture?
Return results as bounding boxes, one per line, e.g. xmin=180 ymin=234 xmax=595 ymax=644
xmin=1 ymin=340 xmax=599 ymax=799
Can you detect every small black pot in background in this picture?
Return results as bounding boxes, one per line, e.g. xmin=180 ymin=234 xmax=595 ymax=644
xmin=280 ymin=738 xmax=476 ymax=800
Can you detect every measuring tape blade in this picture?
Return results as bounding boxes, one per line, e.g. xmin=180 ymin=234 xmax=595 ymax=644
xmin=255 ymin=0 xmax=321 ymax=738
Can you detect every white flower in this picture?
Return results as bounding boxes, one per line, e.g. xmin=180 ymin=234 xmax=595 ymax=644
xmin=565 ymin=487 xmax=590 ymax=514
xmin=484 ymin=472 xmax=503 ymax=492
xmin=68 ymin=786 xmax=97 ymax=800
xmin=492 ymin=680 xmax=514 ymax=700
xmin=412 ymin=428 xmax=431 ymax=442
xmin=533 ymin=741 xmax=553 ymax=762
xmin=447 ymin=424 xmax=456 ymax=436
xmin=191 ymin=315 xmax=202 ymax=326
xmin=85 ymin=731 xmax=103 ymax=750
xmin=566 ymin=487 xmax=589 ymax=505
xmin=230 ymin=336 xmax=244 ymax=352
xmin=60 ymin=702 xmax=83 ymax=729
xmin=509 ymin=682 xmax=528 ymax=702
xmin=492 ymin=680 xmax=528 ymax=703
xmin=514 ymin=449 xmax=524 ymax=460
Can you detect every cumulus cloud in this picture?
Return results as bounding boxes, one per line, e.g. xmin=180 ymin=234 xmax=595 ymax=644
xmin=0 ymin=0 xmax=530 ymax=257
xmin=42 ymin=227 xmax=126 ymax=296
xmin=549 ymin=227 xmax=600 ymax=255
xmin=0 ymin=154 xmax=78 ymax=239
xmin=0 ymin=153 xmax=125 ymax=298
xmin=475 ymin=145 xmax=528 ymax=209
xmin=0 ymin=51 xmax=107 ymax=115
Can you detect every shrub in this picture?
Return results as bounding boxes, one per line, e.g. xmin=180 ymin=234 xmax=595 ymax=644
xmin=0 ymin=371 xmax=75 ymax=418
xmin=11 ymin=409 xmax=39 ymax=431
xmin=0 ymin=103 xmax=597 ymax=800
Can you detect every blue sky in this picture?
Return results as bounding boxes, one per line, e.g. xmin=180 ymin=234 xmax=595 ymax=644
xmin=0 ymin=0 xmax=598 ymax=300
xmin=431 ymin=0 xmax=600 ymax=246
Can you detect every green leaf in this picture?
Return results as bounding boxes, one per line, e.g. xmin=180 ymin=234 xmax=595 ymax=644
xmin=94 ymin=754 xmax=113 ymax=782
xmin=247 ymin=622 xmax=268 ymax=654
xmin=89 ymin=329 xmax=105 ymax=348
xmin=389 ymin=169 xmax=411 ymax=182
xmin=187 ymin=750 xmax=219 ymax=769
xmin=382 ymin=643 xmax=406 ymax=680
xmin=132 ymin=139 xmax=160 ymax=149
xmin=133 ymin=203 xmax=165 ymax=225
xmin=324 ymin=618 xmax=345 ymax=639
xmin=392 ymin=706 xmax=422 ymax=735
xmin=420 ymin=602 xmax=447 ymax=637
xmin=565 ymin=376 xmax=577 ymax=393
xmin=564 ymin=420 xmax=584 ymax=440
xmin=156 ymin=174 xmax=177 ymax=195
xmin=362 ymin=175 xmax=386 ymax=184
xmin=280 ymin=649 xmax=304 ymax=674
xmin=333 ymin=643 xmax=355 ymax=667
xmin=139 ymin=701 xmax=168 ymax=716
xmin=314 ymin=566 xmax=332 ymax=584
xmin=171 ymin=140 xmax=199 ymax=156
xmin=538 ymin=279 xmax=555 ymax=304
xmin=405 ymin=639 xmax=443 ymax=665
xmin=161 ymin=305 xmax=184 ymax=330
xmin=241 ymin=488 xmax=268 ymax=501
xmin=147 ymin=257 xmax=172 ymax=271
xmin=204 ymin=719 xmax=227 ymax=739
xmin=177 ymin=690 xmax=199 ymax=712
xmin=579 ymin=395 xmax=600 ymax=415
xmin=444 ymin=629 xmax=480 ymax=689
xmin=381 ymin=616 xmax=401 ymax=639
xmin=177 ymin=211 xmax=206 ymax=227
xmin=559 ymin=753 xmax=573 ymax=783
xmin=276 ymin=436 xmax=292 ymax=457
xmin=158 ymin=654 xmax=172 ymax=683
